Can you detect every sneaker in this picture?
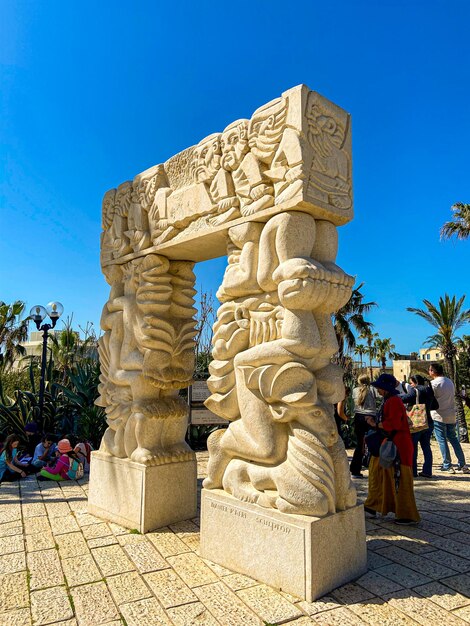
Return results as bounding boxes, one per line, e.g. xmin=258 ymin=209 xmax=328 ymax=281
xmin=395 ymin=518 xmax=418 ymax=526
xmin=418 ymin=472 xmax=433 ymax=478
xmin=364 ymin=506 xmax=376 ymax=517
xmin=439 ymin=465 xmax=456 ymax=474
xmin=351 ymin=474 xmax=364 ymax=479
xmin=458 ymin=465 xmax=470 ymax=474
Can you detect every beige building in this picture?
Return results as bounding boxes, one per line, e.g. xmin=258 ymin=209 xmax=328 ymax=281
xmin=393 ymin=346 xmax=444 ymax=382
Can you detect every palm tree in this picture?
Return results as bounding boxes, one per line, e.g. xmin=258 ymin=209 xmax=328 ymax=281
xmin=440 ymin=202 xmax=470 ymax=241
xmin=333 ymin=282 xmax=377 ymax=361
xmin=407 ymin=294 xmax=470 ymax=442
xmin=0 ymin=301 xmax=30 ymax=372
xmin=354 ymin=344 xmax=367 ymax=372
xmin=374 ymin=337 xmax=397 ymax=372
xmin=359 ymin=329 xmax=378 ymax=381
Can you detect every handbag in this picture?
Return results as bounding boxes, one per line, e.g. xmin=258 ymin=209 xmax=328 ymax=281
xmin=407 ymin=388 xmax=428 ymax=433
xmin=365 ymin=429 xmax=384 ymax=457
xmin=379 ymin=439 xmax=397 ymax=468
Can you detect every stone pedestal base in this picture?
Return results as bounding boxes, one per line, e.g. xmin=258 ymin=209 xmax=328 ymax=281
xmin=200 ymin=489 xmax=367 ymax=601
xmin=88 ymin=452 xmax=197 ymax=533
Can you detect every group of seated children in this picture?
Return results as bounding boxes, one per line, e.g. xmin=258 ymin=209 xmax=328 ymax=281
xmin=0 ymin=427 xmax=92 ymax=483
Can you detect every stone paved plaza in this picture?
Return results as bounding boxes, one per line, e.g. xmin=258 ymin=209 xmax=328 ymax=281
xmin=1 ymin=443 xmax=470 ymax=626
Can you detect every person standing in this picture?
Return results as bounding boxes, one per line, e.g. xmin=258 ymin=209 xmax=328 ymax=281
xmin=350 ymin=375 xmax=376 ymax=478
xmin=364 ymin=374 xmax=420 ymax=525
xmin=429 ymin=363 xmax=470 ymax=473
xmin=400 ymin=375 xmax=434 ymax=478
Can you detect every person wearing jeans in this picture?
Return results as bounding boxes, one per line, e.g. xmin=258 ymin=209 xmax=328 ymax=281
xmin=429 ymin=363 xmax=470 ymax=474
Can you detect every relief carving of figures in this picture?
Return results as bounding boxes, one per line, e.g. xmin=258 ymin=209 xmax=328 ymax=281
xmin=204 ymin=210 xmax=356 ymax=517
xmin=306 ymin=93 xmax=352 ymax=210
xmin=100 ymin=183 xmax=133 ymax=267
xmin=97 ymin=254 xmax=197 ymax=465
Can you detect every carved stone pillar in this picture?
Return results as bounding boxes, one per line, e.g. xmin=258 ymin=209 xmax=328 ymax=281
xmin=89 ymin=251 xmax=198 ymax=532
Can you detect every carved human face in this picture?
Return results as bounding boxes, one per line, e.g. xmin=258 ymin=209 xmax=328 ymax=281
xmin=220 ymin=122 xmax=248 ymax=172
xmin=192 ymin=134 xmax=221 ymax=184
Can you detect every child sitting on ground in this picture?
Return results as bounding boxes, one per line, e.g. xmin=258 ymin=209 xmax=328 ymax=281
xmin=74 ymin=437 xmax=92 ymax=473
xmin=0 ymin=434 xmax=31 ymax=482
xmin=38 ymin=439 xmax=82 ymax=481
xmin=32 ymin=434 xmax=57 ymax=469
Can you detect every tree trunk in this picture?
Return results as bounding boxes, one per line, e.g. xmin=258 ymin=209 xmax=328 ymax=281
xmin=445 ymin=356 xmax=469 ymax=443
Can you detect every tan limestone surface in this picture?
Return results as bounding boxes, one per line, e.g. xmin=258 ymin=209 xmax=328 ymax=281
xmin=0 ymin=442 xmax=469 ymax=626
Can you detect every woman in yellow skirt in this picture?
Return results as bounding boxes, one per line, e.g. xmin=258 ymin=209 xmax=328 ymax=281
xmin=364 ymin=374 xmax=420 ymax=525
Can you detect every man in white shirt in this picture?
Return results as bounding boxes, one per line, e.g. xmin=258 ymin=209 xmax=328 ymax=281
xmin=429 ymin=363 xmax=470 ymax=474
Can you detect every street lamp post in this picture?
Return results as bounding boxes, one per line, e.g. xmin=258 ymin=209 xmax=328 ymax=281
xmin=30 ymin=302 xmax=64 ymax=428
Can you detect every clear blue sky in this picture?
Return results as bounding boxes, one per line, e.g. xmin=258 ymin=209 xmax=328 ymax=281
xmin=1 ymin=0 xmax=469 ymax=354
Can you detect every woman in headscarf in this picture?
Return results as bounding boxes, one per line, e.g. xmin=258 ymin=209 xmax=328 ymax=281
xmin=364 ymin=374 xmax=420 ymax=525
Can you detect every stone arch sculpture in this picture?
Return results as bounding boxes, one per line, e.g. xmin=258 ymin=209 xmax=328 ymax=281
xmin=89 ymin=85 xmax=366 ymax=600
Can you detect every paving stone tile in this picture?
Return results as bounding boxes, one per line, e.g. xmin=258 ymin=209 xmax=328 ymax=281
xmin=430 ymin=537 xmax=470 ymax=559
xmin=56 ymin=532 xmax=89 ymax=558
xmin=0 ymin=521 xmax=22 ymax=538
xmin=0 ymin=571 xmax=29 ymax=613
xmin=119 ymin=597 xmax=173 ymax=626
xmin=194 ymin=582 xmax=263 ymax=625
xmin=62 ymin=553 xmax=102 ymax=587
xmin=47 ymin=621 xmax=77 ymax=626
xmin=48 ymin=514 xmax=80 ymax=535
xmin=147 ymin=528 xmax=191 ymax=557
xmin=453 ymin=605 xmax=470 ymax=622
xmin=296 ymin=596 xmax=343 ymax=616
xmin=74 ymin=512 xmax=102 ymax=527
xmin=236 ymin=584 xmax=303 ymax=623
xmin=108 ymin=522 xmax=130 ymax=535
xmin=116 ymin=532 xmax=147 ymax=546
xmin=30 ymin=586 xmax=73 ymax=626
xmin=423 ymin=549 xmax=470 ymax=574
xmin=23 ymin=516 xmax=51 ymax=536
xmin=384 ymin=589 xmax=468 ymax=626
xmin=349 ymin=597 xmax=417 ymax=625
xmin=310 ymin=606 xmax=366 ymax=625
xmin=122 ymin=539 xmax=169 ymax=573
xmin=331 ymin=582 xmax=375 ymax=604
xmin=91 ymin=543 xmax=135 ymax=576
xmin=414 ymin=580 xmax=470 ymax=610
xmin=355 ymin=570 xmax=404 ymax=596
xmin=447 ymin=532 xmax=470 ymax=546
xmin=167 ymin=601 xmax=220 ymax=625
xmin=81 ymin=521 xmax=112 ymax=539
xmin=376 ymin=545 xmax=458 ymax=579
xmin=106 ymin=570 xmax=153 ymax=605
xmin=0 ymin=551 xmax=26 ymax=574
xmin=167 ymin=552 xmax=219 ymax=587
xmin=417 ymin=519 xmax=459 ymax=536
xmin=203 ymin=558 xmax=233 ymax=577
xmin=67 ymin=499 xmax=87 ymax=513
xmin=375 ymin=563 xmax=432 ymax=588
xmin=87 ymin=535 xmax=118 ymax=549
xmin=0 ymin=504 xmax=21 ymax=523
xmin=421 ymin=511 xmax=470 ymax=533
xmin=169 ymin=519 xmax=200 ymax=551
xmin=21 ymin=502 xmax=47 ymax=518
xmin=70 ymin=581 xmax=119 ymax=626
xmin=144 ymin=569 xmax=197 ymax=608
xmin=44 ymin=502 xmax=71 ymax=517
xmin=0 ymin=533 xmax=24 ymax=554
xmin=222 ymin=572 xmax=258 ymax=591
xmin=27 ymin=549 xmax=64 ymax=590
xmin=366 ymin=551 xmax=394 ymax=570
xmin=441 ymin=573 xmax=470 ymax=596
xmin=0 ymin=607 xmax=31 ymax=626
xmin=25 ymin=531 xmax=56 ymax=552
